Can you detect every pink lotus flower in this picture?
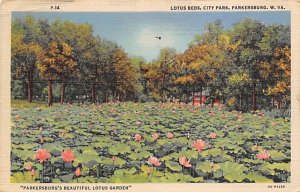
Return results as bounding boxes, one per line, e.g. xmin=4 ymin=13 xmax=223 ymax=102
xmin=61 ymin=149 xmax=75 ymax=163
xmin=179 ymin=156 xmax=192 ymax=167
xmin=147 ymin=156 xmax=161 ymax=167
xmin=24 ymin=162 xmax=33 ymax=170
xmin=39 ymin=127 xmax=43 ymax=132
xmin=34 ymin=149 xmax=51 ymax=163
xmin=152 ymin=133 xmax=159 ymax=141
xmin=209 ymin=132 xmax=217 ymax=139
xmin=135 ymin=134 xmax=142 ymax=142
xmin=40 ymin=137 xmax=44 ymax=144
xmin=167 ymin=133 xmax=174 ymax=139
xmin=192 ymin=139 xmax=206 ymax=152
xmin=30 ymin=168 xmax=35 ymax=177
xmin=256 ymin=150 xmax=270 ymax=160
xmin=75 ymin=167 xmax=81 ymax=177
xmin=136 ymin=121 xmax=142 ymax=125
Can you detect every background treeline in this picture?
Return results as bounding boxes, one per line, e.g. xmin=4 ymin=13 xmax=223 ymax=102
xmin=11 ymin=15 xmax=290 ymax=112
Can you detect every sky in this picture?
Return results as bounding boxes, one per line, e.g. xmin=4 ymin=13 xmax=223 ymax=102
xmin=13 ymin=12 xmax=290 ymax=61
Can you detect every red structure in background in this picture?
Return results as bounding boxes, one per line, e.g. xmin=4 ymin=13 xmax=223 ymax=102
xmin=192 ymin=93 xmax=221 ymax=107
xmin=193 ymin=95 xmax=207 ymax=105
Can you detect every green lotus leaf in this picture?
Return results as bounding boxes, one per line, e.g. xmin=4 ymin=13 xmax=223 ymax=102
xmin=202 ymin=148 xmax=223 ymax=157
xmin=74 ymin=150 xmax=100 ymax=165
xmin=69 ymin=176 xmax=99 ymax=183
xmin=157 ymin=138 xmax=171 ymax=146
xmin=60 ymin=173 xmax=75 ymax=183
xmin=101 ymin=157 xmax=126 ymax=167
xmin=11 ymin=163 xmax=23 ymax=171
xmin=169 ymin=150 xmax=199 ymax=160
xmin=174 ymin=137 xmax=189 ymax=145
xmin=128 ymin=151 xmax=151 ymax=161
xmin=165 ymin=161 xmax=182 ymax=172
xmin=11 ymin=172 xmax=36 ymax=183
xmin=186 ymin=176 xmax=203 ymax=183
xmin=212 ymin=169 xmax=223 ymax=179
xmin=220 ymin=161 xmax=248 ymax=176
xmin=91 ymin=141 xmax=105 ymax=148
xmin=246 ymin=172 xmax=273 ymax=183
xmin=12 ymin=149 xmax=34 ymax=161
xmin=127 ymin=141 xmax=142 ymax=151
xmin=251 ymin=145 xmax=264 ymax=152
xmin=269 ymin=150 xmax=289 ymax=161
xmin=223 ymin=143 xmax=236 ymax=150
xmin=196 ymin=161 xmax=220 ymax=173
xmin=40 ymin=143 xmax=64 ymax=151
xmin=113 ymin=167 xmax=137 ymax=179
xmin=109 ymin=172 xmax=149 ymax=183
xmin=260 ymin=165 xmax=276 ymax=176
xmin=265 ymin=162 xmax=290 ymax=171
xmin=242 ymin=158 xmax=260 ymax=164
xmin=224 ymin=172 xmax=247 ymax=183
xmin=52 ymin=178 xmax=62 ymax=183
xmin=109 ymin=143 xmax=132 ymax=155
xmin=164 ymin=172 xmax=185 ymax=182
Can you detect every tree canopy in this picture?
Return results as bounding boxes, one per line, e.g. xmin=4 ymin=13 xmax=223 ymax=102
xmin=11 ymin=15 xmax=290 ymax=111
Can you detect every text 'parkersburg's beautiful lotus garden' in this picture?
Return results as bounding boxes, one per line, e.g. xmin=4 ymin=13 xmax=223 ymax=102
xmin=11 ymin=102 xmax=290 ymax=183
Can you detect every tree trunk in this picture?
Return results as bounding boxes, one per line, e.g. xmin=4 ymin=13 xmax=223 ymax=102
xmin=91 ymin=83 xmax=96 ymax=103
xmin=200 ymin=86 xmax=203 ymax=105
xmin=251 ymin=82 xmax=256 ymax=111
xmin=271 ymin=96 xmax=275 ymax=108
xmin=60 ymin=82 xmax=65 ymax=104
xmin=211 ymin=89 xmax=214 ymax=108
xmin=239 ymin=94 xmax=243 ymax=111
xmin=192 ymin=90 xmax=195 ymax=106
xmin=47 ymin=80 xmax=53 ymax=107
xmin=239 ymin=88 xmax=243 ymax=111
xmin=105 ymin=92 xmax=108 ymax=103
xmin=278 ymin=95 xmax=282 ymax=110
xmin=27 ymin=72 xmax=32 ymax=102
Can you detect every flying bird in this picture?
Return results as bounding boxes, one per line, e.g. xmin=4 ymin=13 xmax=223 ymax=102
xmin=155 ymin=36 xmax=162 ymax=40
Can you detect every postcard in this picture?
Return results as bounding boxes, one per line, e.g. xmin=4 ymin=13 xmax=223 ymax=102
xmin=0 ymin=0 xmax=300 ymax=192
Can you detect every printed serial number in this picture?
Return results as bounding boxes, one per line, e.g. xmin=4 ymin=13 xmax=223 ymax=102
xmin=268 ymin=185 xmax=286 ymax=188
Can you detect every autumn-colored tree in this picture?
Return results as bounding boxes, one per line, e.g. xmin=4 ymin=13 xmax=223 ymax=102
xmin=267 ymin=46 xmax=291 ymax=109
xmin=258 ymin=24 xmax=290 ymax=109
xmin=38 ymin=42 xmax=76 ymax=106
xmin=110 ymin=48 xmax=138 ymax=101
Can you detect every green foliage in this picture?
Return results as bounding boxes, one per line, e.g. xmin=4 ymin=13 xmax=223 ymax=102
xmin=11 ymin=102 xmax=290 ymax=183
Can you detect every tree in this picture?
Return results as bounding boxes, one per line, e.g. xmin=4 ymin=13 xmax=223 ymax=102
xmin=50 ymin=20 xmax=96 ymax=103
xmin=38 ymin=42 xmax=76 ymax=106
xmin=11 ymin=16 xmax=43 ymax=102
xmin=258 ymin=24 xmax=290 ymax=109
xmin=230 ymin=18 xmax=266 ymax=111
xmin=110 ymin=48 xmax=138 ymax=101
xmin=267 ymin=46 xmax=291 ymax=109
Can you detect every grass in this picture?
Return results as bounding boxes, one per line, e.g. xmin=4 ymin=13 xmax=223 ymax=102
xmin=11 ymin=99 xmax=55 ymax=108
